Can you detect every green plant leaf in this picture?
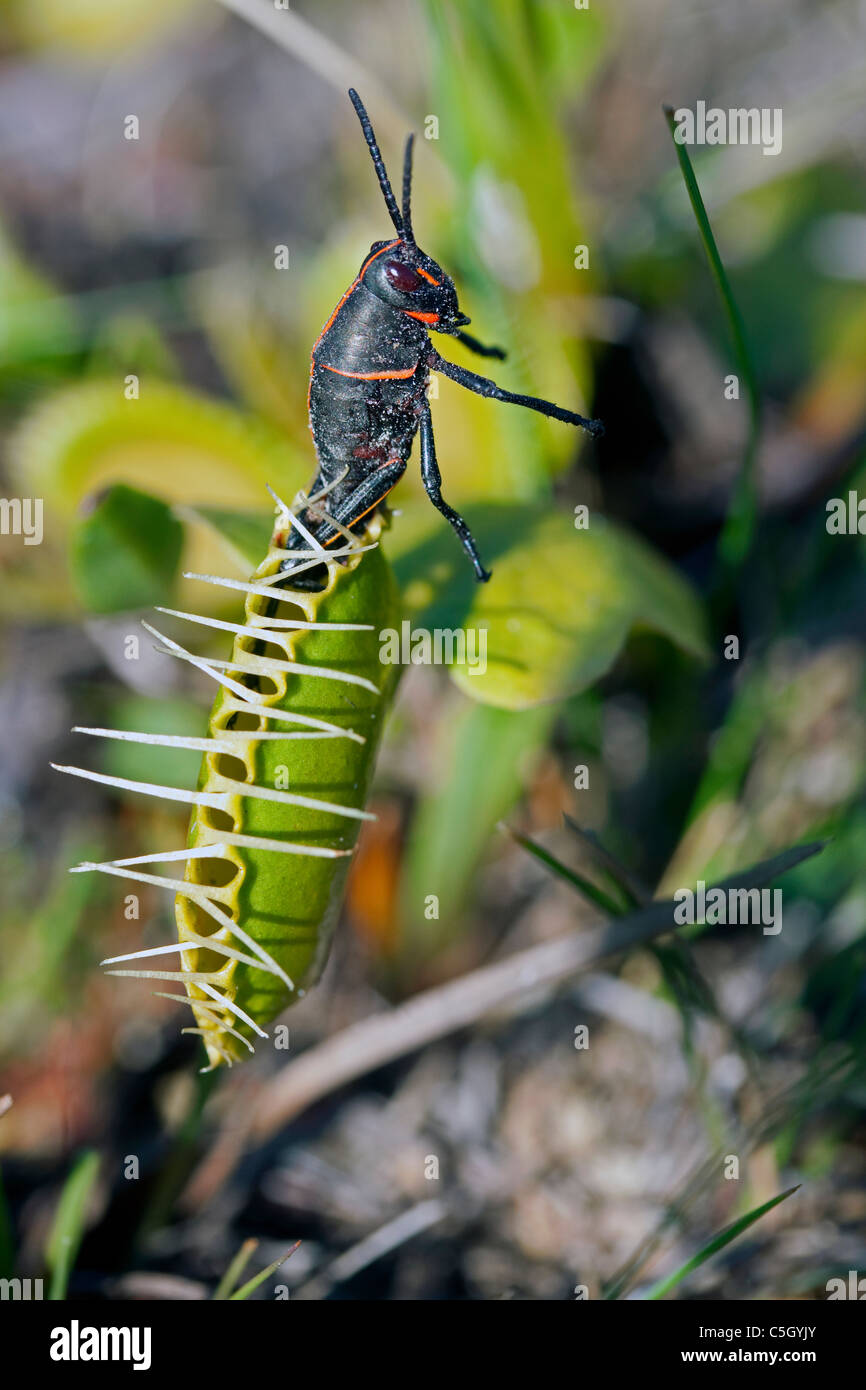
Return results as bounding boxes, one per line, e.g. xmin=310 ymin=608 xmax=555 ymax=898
xmin=100 ymin=695 xmax=207 ymax=792
xmin=622 ymin=841 xmax=826 ymax=947
xmin=10 ymin=378 xmax=303 ymax=517
xmin=512 ymin=841 xmax=826 ymax=978
xmin=416 ymin=0 xmax=604 ymax=501
xmin=0 ymin=221 xmax=78 ymax=372
xmin=70 ymin=483 xmax=183 ymax=613
xmin=671 ymin=840 xmax=828 ymax=940
xmin=45 ymin=1150 xmax=100 ymax=1300
xmin=401 ymin=701 xmax=555 ymax=951
xmin=388 ymin=503 xmax=709 ymax=710
xmin=178 ymin=503 xmax=272 ymax=570
xmin=643 ymin=1185 xmax=799 ymax=1300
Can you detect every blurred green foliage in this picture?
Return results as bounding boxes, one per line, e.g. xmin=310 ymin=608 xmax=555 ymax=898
xmin=0 ymin=0 xmax=864 ymax=1301
xmin=70 ymin=483 xmax=183 ymax=613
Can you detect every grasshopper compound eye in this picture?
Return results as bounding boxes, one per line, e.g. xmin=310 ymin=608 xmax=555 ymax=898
xmin=385 ymin=260 xmax=423 ymax=292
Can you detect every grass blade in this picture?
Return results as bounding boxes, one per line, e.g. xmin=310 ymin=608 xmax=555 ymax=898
xmin=563 ymin=816 xmax=650 ymax=908
xmin=501 ymin=824 xmax=625 ymax=916
xmin=663 ymin=105 xmax=761 ymax=574
xmin=229 ymin=1241 xmax=301 ymax=1301
xmin=213 ymin=1237 xmax=258 ymax=1300
xmin=45 ymin=1150 xmax=100 ymax=1300
xmin=643 ymin=1185 xmax=799 ymax=1300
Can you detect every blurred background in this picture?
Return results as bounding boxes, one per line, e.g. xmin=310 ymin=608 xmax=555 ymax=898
xmin=0 ymin=0 xmax=865 ymax=1300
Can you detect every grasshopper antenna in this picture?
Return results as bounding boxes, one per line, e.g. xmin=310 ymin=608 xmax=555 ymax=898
xmin=401 ymin=132 xmax=415 ymax=244
xmin=348 ymin=88 xmax=404 ymax=238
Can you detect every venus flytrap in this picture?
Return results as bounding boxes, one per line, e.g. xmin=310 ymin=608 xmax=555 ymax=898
xmin=50 ymin=88 xmax=713 ymax=1071
xmin=55 ymin=486 xmax=401 ymax=1070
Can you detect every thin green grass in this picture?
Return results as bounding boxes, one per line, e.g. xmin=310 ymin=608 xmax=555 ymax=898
xmin=45 ymin=1150 xmax=100 ymax=1300
xmin=663 ymin=105 xmax=761 ymax=579
xmin=213 ymin=1237 xmax=258 ymax=1300
xmin=642 ymin=1185 xmax=799 ymax=1299
xmin=501 ymin=824 xmax=626 ymax=916
xmin=229 ymin=1243 xmax=301 ymax=1301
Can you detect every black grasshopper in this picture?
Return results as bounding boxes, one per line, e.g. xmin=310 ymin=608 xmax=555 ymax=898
xmin=284 ymin=89 xmax=602 ymax=586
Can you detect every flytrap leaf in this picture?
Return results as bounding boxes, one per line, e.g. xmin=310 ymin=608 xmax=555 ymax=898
xmin=8 ymin=379 xmax=307 ymax=620
xmin=70 ymin=483 xmax=183 ymax=613
xmin=388 ymin=502 xmax=709 ymax=709
xmin=10 ymin=379 xmax=302 ymax=515
xmin=56 ymin=495 xmax=402 ymax=1069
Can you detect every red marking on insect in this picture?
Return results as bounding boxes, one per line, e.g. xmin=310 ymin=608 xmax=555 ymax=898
xmin=322 ymin=363 xmax=417 ymax=381
xmin=312 ymin=281 xmax=359 ymax=353
xmin=384 ymin=260 xmax=423 ymax=293
xmin=308 ymin=277 xmax=365 ymax=427
xmin=352 ymin=442 xmax=389 ymax=460
xmin=404 ymin=310 xmax=439 ymax=324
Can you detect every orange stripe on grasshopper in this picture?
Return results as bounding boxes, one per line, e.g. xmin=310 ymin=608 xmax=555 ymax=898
xmin=359 ymin=239 xmax=401 ymax=280
xmin=308 ymin=240 xmax=404 ymax=426
xmin=321 ymin=363 xmax=417 ymax=381
xmin=308 ymin=279 xmax=360 ymax=425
